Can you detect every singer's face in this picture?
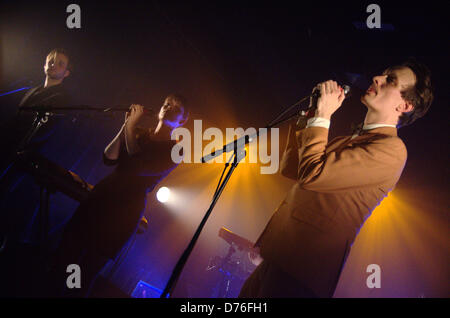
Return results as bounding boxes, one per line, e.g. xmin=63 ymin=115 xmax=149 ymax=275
xmin=361 ymin=66 xmax=416 ymax=114
xmin=158 ymin=97 xmax=185 ymax=127
xmin=44 ymin=53 xmax=70 ymax=80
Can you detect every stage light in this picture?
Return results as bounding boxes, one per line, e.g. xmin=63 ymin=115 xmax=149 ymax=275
xmin=156 ymin=187 xmax=171 ymax=203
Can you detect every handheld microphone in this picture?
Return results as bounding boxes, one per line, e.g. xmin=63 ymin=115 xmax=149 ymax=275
xmin=308 ymin=84 xmax=351 ymax=112
xmin=296 ymin=84 xmax=351 ymax=127
xmin=311 ymin=84 xmax=351 ymax=99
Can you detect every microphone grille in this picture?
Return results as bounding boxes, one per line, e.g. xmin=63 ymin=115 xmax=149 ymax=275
xmin=343 ymin=85 xmax=351 ymax=95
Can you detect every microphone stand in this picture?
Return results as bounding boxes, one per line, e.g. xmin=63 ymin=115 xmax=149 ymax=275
xmin=18 ymin=104 xmax=153 ymax=114
xmin=160 ymin=94 xmax=312 ymax=298
xmin=2 ymin=103 xmax=154 ymax=180
xmin=1 ymin=104 xmax=145 ymax=261
xmin=2 ymin=104 xmax=140 ymax=178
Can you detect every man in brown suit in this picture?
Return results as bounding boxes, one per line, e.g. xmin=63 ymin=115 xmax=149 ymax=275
xmin=239 ymin=59 xmax=434 ymax=298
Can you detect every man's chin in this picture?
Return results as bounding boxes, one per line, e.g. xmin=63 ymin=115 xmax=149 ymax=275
xmin=46 ymin=73 xmax=62 ymax=80
xmin=360 ymin=94 xmax=371 ymax=107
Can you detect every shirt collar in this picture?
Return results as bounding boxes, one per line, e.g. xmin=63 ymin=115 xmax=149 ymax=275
xmin=363 ymin=123 xmax=397 ymax=130
xmin=351 ymin=124 xmax=398 ymax=139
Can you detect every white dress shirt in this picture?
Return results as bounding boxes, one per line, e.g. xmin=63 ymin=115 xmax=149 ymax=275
xmin=305 ymin=117 xmax=397 ymax=139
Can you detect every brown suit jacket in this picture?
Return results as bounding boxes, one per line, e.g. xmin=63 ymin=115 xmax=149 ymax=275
xmin=256 ymin=124 xmax=407 ymax=297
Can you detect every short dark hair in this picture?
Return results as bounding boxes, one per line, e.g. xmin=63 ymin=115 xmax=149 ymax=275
xmin=395 ymin=58 xmax=433 ymax=127
xmin=47 ymin=48 xmax=73 ymax=73
xmin=166 ymin=93 xmax=189 ymax=123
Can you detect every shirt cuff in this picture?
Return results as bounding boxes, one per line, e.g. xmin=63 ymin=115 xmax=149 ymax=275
xmin=306 ymin=117 xmax=330 ymax=129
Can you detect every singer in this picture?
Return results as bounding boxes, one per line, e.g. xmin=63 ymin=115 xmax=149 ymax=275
xmin=239 ymin=58 xmax=433 ymax=298
xmin=48 ymin=94 xmax=189 ymax=297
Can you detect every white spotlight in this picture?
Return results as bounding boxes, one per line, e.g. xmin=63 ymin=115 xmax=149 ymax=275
xmin=156 ymin=187 xmax=171 ymax=203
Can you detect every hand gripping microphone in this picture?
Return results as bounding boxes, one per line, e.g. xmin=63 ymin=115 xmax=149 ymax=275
xmin=296 ymin=84 xmax=351 ymax=128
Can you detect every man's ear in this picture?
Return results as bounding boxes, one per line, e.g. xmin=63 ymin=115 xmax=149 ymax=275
xmin=64 ymin=70 xmax=70 ymax=78
xmin=398 ymin=100 xmax=414 ymax=114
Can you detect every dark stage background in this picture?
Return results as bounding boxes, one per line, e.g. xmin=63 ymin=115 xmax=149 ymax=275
xmin=0 ymin=0 xmax=448 ymax=297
